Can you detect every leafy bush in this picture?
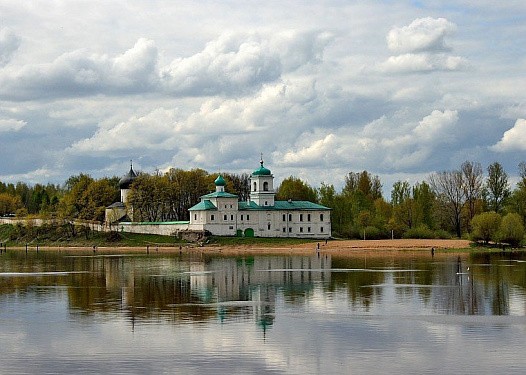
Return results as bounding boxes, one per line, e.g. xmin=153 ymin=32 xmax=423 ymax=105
xmin=471 ymin=212 xmax=501 ymax=244
xmin=402 ymin=225 xmax=434 ymax=239
xmin=498 ymin=213 xmax=524 ymax=247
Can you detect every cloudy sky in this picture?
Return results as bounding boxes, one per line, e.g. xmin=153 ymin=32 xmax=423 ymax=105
xmin=1 ymin=1 xmax=525 ymax=193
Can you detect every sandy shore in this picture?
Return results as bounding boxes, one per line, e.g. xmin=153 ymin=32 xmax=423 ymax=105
xmin=196 ymin=238 xmax=473 ymax=257
xmin=14 ymin=238 xmax=472 ymax=257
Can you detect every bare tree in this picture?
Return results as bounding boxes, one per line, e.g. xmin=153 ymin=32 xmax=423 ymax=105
xmin=429 ymin=170 xmax=466 ymax=237
xmin=461 ymin=161 xmax=484 ymax=227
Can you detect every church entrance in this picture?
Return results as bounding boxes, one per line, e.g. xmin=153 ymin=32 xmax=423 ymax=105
xmin=244 ymin=228 xmax=254 ymax=237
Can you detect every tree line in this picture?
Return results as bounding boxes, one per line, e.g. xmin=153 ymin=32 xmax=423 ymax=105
xmin=1 ymin=160 xmax=525 ymax=244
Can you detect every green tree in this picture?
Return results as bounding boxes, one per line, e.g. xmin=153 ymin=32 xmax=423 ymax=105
xmin=276 ymin=176 xmax=318 ymax=202
xmin=391 ymin=181 xmax=414 ymax=230
xmin=507 ymin=162 xmax=526 ymax=224
xmin=485 ymin=162 xmax=510 ymax=214
xmin=0 ymin=193 xmax=22 ymax=216
xmin=471 ymin=212 xmax=502 ymax=244
xmin=413 ymin=181 xmax=435 ymax=229
xmin=498 ymin=213 xmax=524 ymax=247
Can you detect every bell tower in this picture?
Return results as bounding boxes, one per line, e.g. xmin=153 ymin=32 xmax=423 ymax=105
xmin=249 ymin=156 xmax=275 ymax=207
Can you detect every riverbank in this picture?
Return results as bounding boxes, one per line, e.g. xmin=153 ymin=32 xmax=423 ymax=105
xmin=4 ymin=238 xmax=475 ymax=257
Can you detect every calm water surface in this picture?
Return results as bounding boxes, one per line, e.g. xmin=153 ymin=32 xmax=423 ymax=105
xmin=1 ymin=248 xmax=526 ymax=374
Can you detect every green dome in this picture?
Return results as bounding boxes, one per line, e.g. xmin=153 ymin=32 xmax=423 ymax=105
xmin=252 ymin=160 xmax=271 ymax=176
xmin=214 ymin=175 xmax=226 ymax=186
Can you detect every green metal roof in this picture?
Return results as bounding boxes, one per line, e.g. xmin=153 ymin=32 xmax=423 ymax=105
xmin=239 ymin=200 xmax=331 ymax=211
xmin=252 ymin=160 xmax=271 ymax=176
xmin=119 ymin=221 xmax=190 ymax=225
xmin=188 ymin=199 xmax=217 ymax=211
xmin=200 ymin=191 xmax=238 ymax=199
xmin=214 ymin=175 xmax=226 ymax=186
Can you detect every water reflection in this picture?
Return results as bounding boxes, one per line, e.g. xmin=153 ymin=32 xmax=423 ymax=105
xmin=2 ymin=250 xmax=526 ymax=374
xmin=2 ymin=251 xmax=526 ymax=323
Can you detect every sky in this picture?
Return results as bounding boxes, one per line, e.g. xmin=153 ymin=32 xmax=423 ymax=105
xmin=1 ymin=0 xmax=525 ymax=195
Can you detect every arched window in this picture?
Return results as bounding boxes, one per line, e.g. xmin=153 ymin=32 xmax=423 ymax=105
xmin=263 ymin=181 xmax=269 ymax=191
xmin=253 ymin=182 xmax=257 ymax=191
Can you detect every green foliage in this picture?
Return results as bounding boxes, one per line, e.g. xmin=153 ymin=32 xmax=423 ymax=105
xmin=471 ymin=212 xmax=502 ymax=244
xmin=402 ymin=224 xmax=435 ymax=239
xmin=498 ymin=213 xmax=524 ymax=247
xmin=276 ymin=176 xmax=318 ymax=202
xmin=363 ymin=226 xmax=386 ymax=240
xmin=485 ymin=162 xmax=510 ymax=213
xmin=58 ymin=174 xmax=118 ymax=222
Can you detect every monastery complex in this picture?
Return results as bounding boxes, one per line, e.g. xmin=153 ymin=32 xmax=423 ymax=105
xmin=105 ymin=159 xmax=332 ymax=239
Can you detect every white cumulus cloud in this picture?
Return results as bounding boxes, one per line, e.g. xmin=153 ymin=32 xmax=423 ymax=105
xmin=491 ymin=118 xmax=526 ymax=152
xmin=387 ymin=17 xmax=456 ymax=54
xmin=379 ymin=18 xmax=467 ymax=74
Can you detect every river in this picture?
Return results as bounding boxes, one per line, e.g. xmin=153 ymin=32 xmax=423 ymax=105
xmin=1 ymin=249 xmax=525 ymax=374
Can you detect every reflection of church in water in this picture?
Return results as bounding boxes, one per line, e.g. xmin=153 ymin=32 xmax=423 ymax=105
xmin=84 ymin=253 xmax=332 ymax=331
xmin=189 ymin=254 xmax=332 ymax=328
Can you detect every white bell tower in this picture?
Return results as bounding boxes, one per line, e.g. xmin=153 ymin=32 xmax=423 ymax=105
xmin=249 ymin=156 xmax=275 ymax=207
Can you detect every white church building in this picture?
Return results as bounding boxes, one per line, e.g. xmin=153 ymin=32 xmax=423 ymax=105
xmin=188 ymin=159 xmax=331 ymax=238
xmin=106 ymin=159 xmax=331 ymax=239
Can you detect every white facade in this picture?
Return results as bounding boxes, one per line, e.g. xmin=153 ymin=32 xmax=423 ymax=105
xmin=189 ymin=160 xmax=331 ymax=238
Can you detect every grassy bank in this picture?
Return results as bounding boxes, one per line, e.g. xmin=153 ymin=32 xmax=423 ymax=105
xmin=0 ymin=223 xmax=316 ymax=248
xmin=0 ymin=224 xmax=185 ymax=247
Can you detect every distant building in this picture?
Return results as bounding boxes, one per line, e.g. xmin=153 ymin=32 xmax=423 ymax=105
xmin=188 ymin=159 xmax=331 ymax=238
xmin=104 ymin=162 xmax=137 ymax=224
xmin=106 ymin=158 xmax=331 ymax=239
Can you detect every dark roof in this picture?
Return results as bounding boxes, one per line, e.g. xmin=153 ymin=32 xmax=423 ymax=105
xmin=107 ymin=202 xmax=126 ymax=209
xmin=119 ymin=164 xmax=137 ymax=189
